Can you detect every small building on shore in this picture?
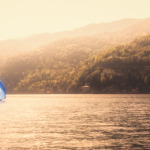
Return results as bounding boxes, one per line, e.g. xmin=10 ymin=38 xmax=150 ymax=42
xmin=81 ymin=83 xmax=91 ymax=93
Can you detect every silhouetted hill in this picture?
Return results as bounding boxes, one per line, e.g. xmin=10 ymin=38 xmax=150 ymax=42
xmin=1 ymin=18 xmax=150 ymax=65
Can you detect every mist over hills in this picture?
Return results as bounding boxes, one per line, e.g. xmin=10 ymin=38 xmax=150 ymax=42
xmin=1 ymin=18 xmax=150 ymax=65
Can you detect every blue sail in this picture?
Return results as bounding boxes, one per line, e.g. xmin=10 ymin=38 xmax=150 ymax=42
xmin=0 ymin=80 xmax=6 ymax=100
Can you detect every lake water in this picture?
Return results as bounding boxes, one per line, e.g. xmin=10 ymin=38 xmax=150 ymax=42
xmin=0 ymin=94 xmax=149 ymax=150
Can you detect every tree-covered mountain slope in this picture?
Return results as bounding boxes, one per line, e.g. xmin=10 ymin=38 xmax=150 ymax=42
xmin=0 ymin=35 xmax=118 ymax=93
xmin=1 ymin=35 xmax=150 ymax=94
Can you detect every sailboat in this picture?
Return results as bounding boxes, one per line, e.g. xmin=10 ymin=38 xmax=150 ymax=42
xmin=0 ymin=80 xmax=6 ymax=101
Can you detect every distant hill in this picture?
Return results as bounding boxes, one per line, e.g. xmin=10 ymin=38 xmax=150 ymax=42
xmin=0 ymin=33 xmax=52 ymax=65
xmin=1 ymin=18 xmax=150 ymax=65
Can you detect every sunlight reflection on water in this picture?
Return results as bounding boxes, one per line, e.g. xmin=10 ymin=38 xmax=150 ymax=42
xmin=0 ymin=94 xmax=149 ymax=149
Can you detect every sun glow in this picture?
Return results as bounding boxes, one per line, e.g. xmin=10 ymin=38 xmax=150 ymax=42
xmin=0 ymin=0 xmax=150 ymax=40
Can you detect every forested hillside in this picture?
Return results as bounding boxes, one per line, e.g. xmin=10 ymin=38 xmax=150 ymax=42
xmin=1 ymin=35 xmax=150 ymax=94
xmin=75 ymin=36 xmax=150 ymax=93
xmin=0 ymin=35 xmax=118 ymax=93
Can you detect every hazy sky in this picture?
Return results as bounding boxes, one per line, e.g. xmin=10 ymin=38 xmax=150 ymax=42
xmin=0 ymin=0 xmax=150 ymax=40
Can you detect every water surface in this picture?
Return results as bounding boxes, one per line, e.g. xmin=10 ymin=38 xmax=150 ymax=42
xmin=0 ymin=94 xmax=149 ymax=149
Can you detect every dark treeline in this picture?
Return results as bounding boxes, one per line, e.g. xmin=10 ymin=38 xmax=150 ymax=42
xmin=1 ymin=35 xmax=150 ymax=94
xmin=75 ymin=36 xmax=150 ymax=93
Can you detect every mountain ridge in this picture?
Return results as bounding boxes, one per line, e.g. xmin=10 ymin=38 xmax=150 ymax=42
xmin=0 ymin=18 xmax=148 ymax=64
